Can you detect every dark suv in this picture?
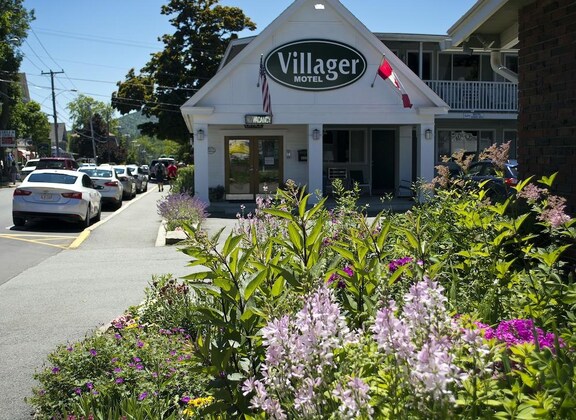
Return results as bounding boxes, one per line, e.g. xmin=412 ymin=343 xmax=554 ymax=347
xmin=466 ymin=160 xmax=519 ymax=200
xmin=35 ymin=157 xmax=79 ymax=171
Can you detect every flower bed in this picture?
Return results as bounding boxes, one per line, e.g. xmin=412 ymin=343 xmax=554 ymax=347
xmin=29 ymin=146 xmax=576 ymax=419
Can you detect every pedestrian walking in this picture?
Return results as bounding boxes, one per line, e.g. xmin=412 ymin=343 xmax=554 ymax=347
xmin=9 ymin=161 xmax=18 ymax=185
xmin=155 ymin=162 xmax=167 ymax=192
xmin=167 ymin=162 xmax=178 ymax=190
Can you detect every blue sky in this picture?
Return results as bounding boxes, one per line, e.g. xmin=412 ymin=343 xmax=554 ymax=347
xmin=20 ymin=0 xmax=476 ymax=128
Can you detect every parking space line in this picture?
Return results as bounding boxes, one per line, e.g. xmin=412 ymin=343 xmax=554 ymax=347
xmin=0 ymin=233 xmax=73 ymax=249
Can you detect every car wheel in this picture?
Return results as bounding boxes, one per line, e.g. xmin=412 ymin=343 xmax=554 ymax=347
xmin=143 ymin=182 xmax=147 ymax=192
xmin=94 ymin=204 xmax=102 ymax=222
xmin=114 ymin=199 xmax=123 ymax=210
xmin=82 ymin=208 xmax=91 ymax=228
xmin=13 ymin=215 xmax=25 ymax=227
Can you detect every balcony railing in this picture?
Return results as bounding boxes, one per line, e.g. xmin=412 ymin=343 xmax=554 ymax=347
xmin=425 ymin=80 xmax=518 ymax=113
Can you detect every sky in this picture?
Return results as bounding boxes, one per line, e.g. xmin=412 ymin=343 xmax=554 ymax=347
xmin=20 ymin=0 xmax=477 ymax=130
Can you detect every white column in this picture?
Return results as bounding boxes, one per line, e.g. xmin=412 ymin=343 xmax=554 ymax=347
xmin=397 ymin=125 xmax=413 ymax=197
xmin=417 ymin=123 xmax=435 ymax=183
xmin=193 ymin=123 xmax=210 ymax=204
xmin=307 ymin=124 xmax=323 ymax=202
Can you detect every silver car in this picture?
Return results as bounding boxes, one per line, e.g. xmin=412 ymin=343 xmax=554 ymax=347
xmin=113 ymin=165 xmax=137 ymax=199
xmin=79 ymin=166 xmax=124 ymax=209
xmin=127 ymin=164 xmax=148 ymax=193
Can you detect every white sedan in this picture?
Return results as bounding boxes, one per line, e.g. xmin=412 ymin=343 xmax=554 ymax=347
xmin=12 ymin=169 xmax=102 ymax=228
xmin=79 ymin=166 xmax=124 ymax=209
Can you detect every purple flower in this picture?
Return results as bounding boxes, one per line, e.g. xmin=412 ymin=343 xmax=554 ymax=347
xmin=51 ymin=367 xmax=60 ymax=374
xmin=181 ymin=396 xmax=191 ymax=404
xmin=66 ymin=346 xmax=74 ymax=352
xmin=114 ymin=333 xmax=122 ymax=340
xmin=138 ymin=392 xmax=148 ymax=401
xmin=388 ymin=257 xmax=413 ymax=273
xmin=137 ymin=340 xmax=144 ymax=348
xmin=89 ymin=349 xmax=97 ymax=357
xmin=115 ymin=378 xmax=124 ymax=384
xmin=113 ymin=367 xmax=122 ymax=373
xmin=133 ymin=357 xmax=141 ymax=363
xmin=86 ymin=382 xmax=93 ymax=390
xmin=74 ymin=387 xmax=82 ymax=395
xmin=343 ymin=265 xmax=354 ymax=276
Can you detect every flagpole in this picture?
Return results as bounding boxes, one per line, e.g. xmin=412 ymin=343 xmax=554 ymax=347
xmin=257 ymin=54 xmax=263 ymax=87
xmin=371 ymin=55 xmax=385 ymax=88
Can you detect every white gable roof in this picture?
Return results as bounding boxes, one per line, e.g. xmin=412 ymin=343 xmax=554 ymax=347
xmin=181 ymin=0 xmax=448 ymax=129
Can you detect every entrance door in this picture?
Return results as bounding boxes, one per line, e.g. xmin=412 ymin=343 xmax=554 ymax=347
xmin=225 ymin=136 xmax=283 ymax=200
xmin=371 ymin=130 xmax=396 ymax=193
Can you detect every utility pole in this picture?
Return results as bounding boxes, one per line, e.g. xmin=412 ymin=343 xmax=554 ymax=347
xmin=88 ymin=105 xmax=97 ymax=163
xmin=41 ymin=70 xmax=64 ymax=157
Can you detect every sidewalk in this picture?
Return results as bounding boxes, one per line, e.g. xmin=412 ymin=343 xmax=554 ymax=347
xmin=0 ymin=189 xmax=241 ymax=419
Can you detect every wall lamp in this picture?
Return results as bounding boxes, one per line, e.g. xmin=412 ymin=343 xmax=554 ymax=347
xmin=196 ymin=129 xmax=205 ymax=141
xmin=312 ymin=128 xmax=321 ymax=140
xmin=425 ymin=129 xmax=433 ymax=140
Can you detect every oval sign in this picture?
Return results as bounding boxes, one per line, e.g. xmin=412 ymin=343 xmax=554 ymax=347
xmin=265 ymin=39 xmax=366 ymax=91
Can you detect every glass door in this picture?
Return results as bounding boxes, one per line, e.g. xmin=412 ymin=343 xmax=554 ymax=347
xmin=226 ymin=136 xmax=283 ymax=200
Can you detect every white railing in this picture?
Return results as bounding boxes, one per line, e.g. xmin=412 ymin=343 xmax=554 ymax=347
xmin=425 ymin=80 xmax=518 ymax=112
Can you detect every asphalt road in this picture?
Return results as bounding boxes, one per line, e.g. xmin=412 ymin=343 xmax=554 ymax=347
xmin=0 ymin=184 xmax=238 ymax=419
xmin=0 ymin=184 xmax=128 ymax=287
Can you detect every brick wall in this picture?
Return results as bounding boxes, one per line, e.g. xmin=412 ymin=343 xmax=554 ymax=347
xmin=518 ymin=0 xmax=576 ymax=215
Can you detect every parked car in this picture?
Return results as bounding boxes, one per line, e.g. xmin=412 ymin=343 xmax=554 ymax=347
xmin=12 ymin=169 xmax=102 ymax=228
xmin=126 ymin=164 xmax=148 ymax=193
xmin=79 ymin=165 xmax=124 ymax=209
xmin=149 ymin=158 xmax=175 ymax=181
xmin=20 ymin=158 xmax=40 ymax=180
xmin=465 ymin=160 xmax=519 ymax=200
xmin=35 ymin=157 xmax=79 ymax=171
xmin=113 ymin=165 xmax=137 ymax=199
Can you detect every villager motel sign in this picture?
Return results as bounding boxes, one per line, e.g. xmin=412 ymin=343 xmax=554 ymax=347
xmin=265 ymin=39 xmax=367 ymax=91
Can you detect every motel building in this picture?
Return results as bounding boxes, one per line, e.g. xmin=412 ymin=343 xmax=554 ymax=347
xmin=180 ymin=0 xmax=518 ymax=204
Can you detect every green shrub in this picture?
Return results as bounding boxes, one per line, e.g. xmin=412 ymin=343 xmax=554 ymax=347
xmin=170 ymin=165 xmax=195 ymax=194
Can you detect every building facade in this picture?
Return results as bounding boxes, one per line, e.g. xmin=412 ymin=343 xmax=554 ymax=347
xmin=181 ymin=0 xmax=518 ymax=205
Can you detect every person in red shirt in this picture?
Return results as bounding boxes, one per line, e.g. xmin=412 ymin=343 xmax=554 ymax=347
xmin=167 ymin=162 xmax=178 ymax=189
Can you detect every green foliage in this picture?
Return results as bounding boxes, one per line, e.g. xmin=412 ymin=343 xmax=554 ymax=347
xmin=170 ymin=165 xmax=195 ymax=194
xmin=112 ymin=0 xmax=256 ymax=142
xmin=28 ymin=311 xmax=207 ymax=419
xmin=30 ymin=167 xmax=576 ymax=418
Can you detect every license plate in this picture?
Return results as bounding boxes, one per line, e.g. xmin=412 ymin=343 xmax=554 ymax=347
xmin=40 ymin=193 xmax=52 ymax=200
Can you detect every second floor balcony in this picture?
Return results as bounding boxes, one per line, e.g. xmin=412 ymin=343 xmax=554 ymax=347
xmin=425 ymin=80 xmax=518 ymax=113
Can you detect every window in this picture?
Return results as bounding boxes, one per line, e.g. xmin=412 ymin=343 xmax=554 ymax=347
xmin=407 ymin=51 xmax=432 ymax=80
xmin=323 ymin=130 xmax=365 ymax=163
xmin=437 ymin=130 xmax=495 ymax=161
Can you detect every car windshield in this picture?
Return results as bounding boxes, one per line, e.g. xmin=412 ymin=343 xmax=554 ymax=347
xmin=28 ymin=173 xmax=77 ymax=185
xmin=80 ymin=169 xmax=114 ymax=178
xmin=24 ymin=161 xmax=38 ymax=168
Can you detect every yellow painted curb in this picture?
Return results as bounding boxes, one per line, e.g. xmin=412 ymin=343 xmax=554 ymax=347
xmin=69 ymin=229 xmax=91 ymax=249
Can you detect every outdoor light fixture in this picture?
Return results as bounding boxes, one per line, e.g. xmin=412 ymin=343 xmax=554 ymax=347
xmin=425 ymin=129 xmax=432 ymax=140
xmin=314 ymin=4 xmax=325 ymax=10
xmin=196 ymin=129 xmax=205 ymax=141
xmin=312 ymin=128 xmax=321 ymax=140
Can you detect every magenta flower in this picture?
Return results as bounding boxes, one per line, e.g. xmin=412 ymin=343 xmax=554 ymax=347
xmin=388 ymin=257 xmax=413 ymax=272
xmin=181 ymin=396 xmax=191 ymax=403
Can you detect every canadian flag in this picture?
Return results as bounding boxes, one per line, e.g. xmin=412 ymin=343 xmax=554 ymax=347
xmin=377 ymin=58 xmax=412 ymax=108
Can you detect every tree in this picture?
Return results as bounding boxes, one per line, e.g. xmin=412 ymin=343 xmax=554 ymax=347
xmin=112 ymin=0 xmax=256 ymax=143
xmin=67 ymin=95 xmax=124 ymax=163
xmin=0 ymin=0 xmax=33 ymax=131
xmin=8 ymin=100 xmax=50 ymax=155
